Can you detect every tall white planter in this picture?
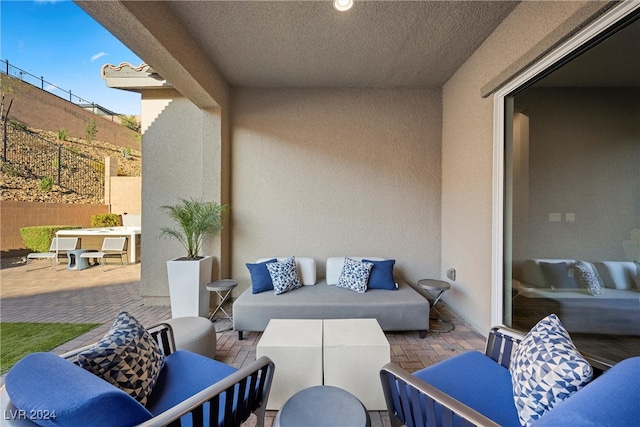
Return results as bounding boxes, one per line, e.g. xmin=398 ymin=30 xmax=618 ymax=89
xmin=167 ymin=256 xmax=213 ymax=318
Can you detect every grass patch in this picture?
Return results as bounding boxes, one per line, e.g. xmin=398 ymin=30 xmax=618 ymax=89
xmin=1 ymin=322 xmax=100 ymax=374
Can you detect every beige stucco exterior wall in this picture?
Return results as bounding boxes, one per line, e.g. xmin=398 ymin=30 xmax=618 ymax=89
xmin=231 ymin=88 xmax=442 ymax=295
xmin=140 ymin=91 xmax=228 ymax=305
xmin=109 ymin=176 xmax=141 ymax=215
xmin=441 ymin=1 xmax=598 ymax=333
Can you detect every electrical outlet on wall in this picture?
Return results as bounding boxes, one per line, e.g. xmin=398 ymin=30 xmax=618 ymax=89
xmin=447 ymin=268 xmax=456 ymax=281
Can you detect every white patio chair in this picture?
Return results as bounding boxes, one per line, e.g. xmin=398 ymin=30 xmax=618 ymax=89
xmin=26 ymin=237 xmax=79 ymax=272
xmin=80 ymin=237 xmax=127 ymax=271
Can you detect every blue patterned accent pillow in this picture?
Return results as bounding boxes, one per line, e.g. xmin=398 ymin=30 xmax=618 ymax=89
xmin=247 ymin=258 xmax=277 ymax=294
xmin=267 ymin=256 xmax=302 ymax=295
xmin=336 ymin=257 xmax=373 ymax=293
xmin=573 ymin=261 xmax=604 ymax=295
xmin=509 ymin=314 xmax=593 ymax=426
xmin=77 ymin=311 xmax=165 ymax=405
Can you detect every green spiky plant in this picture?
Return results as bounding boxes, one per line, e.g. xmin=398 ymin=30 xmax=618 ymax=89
xmin=160 ymin=198 xmax=228 ymax=260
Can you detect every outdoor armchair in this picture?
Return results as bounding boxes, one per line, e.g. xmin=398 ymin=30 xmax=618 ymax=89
xmin=25 ymin=237 xmax=78 ymax=271
xmin=80 ymin=236 xmax=128 ymax=271
xmin=1 ymin=318 xmax=275 ymax=427
xmin=379 ymin=319 xmax=636 ymax=427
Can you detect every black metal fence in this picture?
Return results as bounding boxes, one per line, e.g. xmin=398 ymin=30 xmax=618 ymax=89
xmin=1 ymin=120 xmax=104 ymax=199
xmin=1 ymin=59 xmax=119 ymax=121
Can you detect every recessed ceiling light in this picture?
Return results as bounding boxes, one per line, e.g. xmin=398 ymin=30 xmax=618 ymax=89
xmin=334 ymin=0 xmax=353 ymax=12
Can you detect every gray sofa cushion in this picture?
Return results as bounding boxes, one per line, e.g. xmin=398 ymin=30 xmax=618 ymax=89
xmin=233 ymin=279 xmax=429 ymax=333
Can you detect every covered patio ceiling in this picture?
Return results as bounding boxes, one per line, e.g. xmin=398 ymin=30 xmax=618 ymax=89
xmin=78 ymin=1 xmax=519 ymax=106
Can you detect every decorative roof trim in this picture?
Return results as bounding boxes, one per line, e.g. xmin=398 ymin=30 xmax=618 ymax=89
xmin=101 ymin=62 xmax=173 ymax=91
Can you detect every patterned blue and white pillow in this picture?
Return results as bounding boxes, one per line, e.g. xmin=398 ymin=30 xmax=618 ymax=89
xmin=336 ymin=257 xmax=373 ymax=293
xmin=267 ymin=256 xmax=302 ymax=295
xmin=76 ymin=311 xmax=165 ymax=405
xmin=509 ymin=314 xmax=593 ymax=426
xmin=573 ymin=261 xmax=604 ymax=295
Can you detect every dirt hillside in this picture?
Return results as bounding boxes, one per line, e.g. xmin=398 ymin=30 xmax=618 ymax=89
xmin=1 ymin=128 xmax=141 ymax=205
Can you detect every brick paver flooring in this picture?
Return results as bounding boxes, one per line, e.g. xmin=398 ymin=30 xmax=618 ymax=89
xmin=0 ymin=258 xmax=486 ymax=427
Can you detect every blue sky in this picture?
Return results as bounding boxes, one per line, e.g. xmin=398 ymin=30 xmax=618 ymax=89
xmin=1 ymin=0 xmax=142 ymax=115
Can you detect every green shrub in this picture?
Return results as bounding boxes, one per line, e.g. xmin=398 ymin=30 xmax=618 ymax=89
xmin=91 ymin=214 xmax=122 ymax=228
xmin=1 ymin=161 xmax=20 ymax=177
xmin=121 ymin=147 xmax=131 ymax=158
xmin=19 ymin=226 xmax=82 ymax=252
xmin=57 ymin=128 xmax=68 ymax=141
xmin=85 ymin=118 xmax=97 ymax=143
xmin=39 ymin=177 xmax=53 ymax=191
xmin=120 ymin=115 xmax=139 ymax=132
xmin=8 ymin=119 xmax=27 ymax=131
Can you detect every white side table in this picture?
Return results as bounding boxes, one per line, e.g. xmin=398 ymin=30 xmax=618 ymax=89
xmin=323 ymin=318 xmax=390 ymax=410
xmin=256 ymin=319 xmax=323 ymax=410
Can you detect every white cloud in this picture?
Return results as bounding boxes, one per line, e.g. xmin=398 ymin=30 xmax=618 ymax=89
xmin=90 ymin=52 xmax=108 ymax=62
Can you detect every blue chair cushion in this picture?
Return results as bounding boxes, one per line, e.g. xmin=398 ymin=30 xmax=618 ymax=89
xmin=363 ymin=259 xmax=397 ymax=290
xmin=247 ymin=258 xmax=277 ymax=294
xmin=534 ymin=357 xmax=640 ymax=426
xmin=413 ymin=350 xmax=521 ymax=427
xmin=5 ymin=352 xmax=153 ymax=427
xmin=145 ymin=350 xmax=238 ymax=417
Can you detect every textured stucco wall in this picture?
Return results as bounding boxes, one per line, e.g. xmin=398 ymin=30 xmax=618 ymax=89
xmin=231 ymin=88 xmax=442 ymax=295
xmin=441 ymin=1 xmax=597 ymax=333
xmin=140 ymin=93 xmax=227 ymax=305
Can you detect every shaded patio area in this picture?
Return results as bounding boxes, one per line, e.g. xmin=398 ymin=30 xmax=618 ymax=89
xmin=0 ymin=257 xmax=486 ymax=426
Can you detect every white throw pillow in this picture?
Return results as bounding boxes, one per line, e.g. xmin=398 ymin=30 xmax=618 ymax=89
xmin=267 ymin=256 xmax=302 ymax=295
xmin=336 ymin=257 xmax=373 ymax=293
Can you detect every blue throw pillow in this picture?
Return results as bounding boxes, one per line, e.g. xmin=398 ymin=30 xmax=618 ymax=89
xmin=539 ymin=262 xmax=578 ymax=289
xmin=363 ymin=259 xmax=397 ymax=290
xmin=247 ymin=258 xmax=277 ymax=294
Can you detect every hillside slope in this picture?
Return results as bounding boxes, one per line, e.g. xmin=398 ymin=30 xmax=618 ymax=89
xmin=1 ymin=128 xmax=141 ymax=205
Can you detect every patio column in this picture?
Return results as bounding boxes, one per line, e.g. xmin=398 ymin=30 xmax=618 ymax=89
xmin=140 ymin=89 xmax=230 ymax=307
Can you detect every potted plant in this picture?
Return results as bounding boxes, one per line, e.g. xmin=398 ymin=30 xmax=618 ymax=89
xmin=161 ymin=198 xmax=228 ymax=318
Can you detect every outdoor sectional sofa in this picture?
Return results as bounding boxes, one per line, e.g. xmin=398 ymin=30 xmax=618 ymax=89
xmin=233 ymin=257 xmax=430 ymax=339
xmin=512 ymin=259 xmax=640 ymax=335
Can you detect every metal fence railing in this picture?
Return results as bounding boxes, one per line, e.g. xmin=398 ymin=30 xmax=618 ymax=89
xmin=1 ymin=120 xmax=104 ymax=199
xmin=1 ymin=59 xmax=120 ymax=122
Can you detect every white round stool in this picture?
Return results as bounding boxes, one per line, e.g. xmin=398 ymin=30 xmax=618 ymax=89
xmin=164 ymin=316 xmax=217 ymax=359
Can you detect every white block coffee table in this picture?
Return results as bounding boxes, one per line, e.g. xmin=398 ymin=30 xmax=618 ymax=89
xmin=323 ymin=318 xmax=390 ymax=410
xmin=256 ymin=319 xmax=323 ymax=410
